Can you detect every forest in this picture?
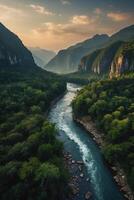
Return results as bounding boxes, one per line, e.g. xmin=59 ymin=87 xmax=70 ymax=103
xmin=72 ymin=73 xmax=134 ymax=190
xmin=0 ymin=66 xmax=68 ymax=200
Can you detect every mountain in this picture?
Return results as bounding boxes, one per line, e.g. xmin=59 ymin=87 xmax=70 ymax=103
xmin=109 ymin=24 xmax=134 ymax=44
xmin=110 ymin=40 xmax=134 ymax=78
xmin=79 ymin=25 xmax=134 ymax=77
xmin=79 ymin=41 xmax=124 ymax=73
xmin=0 ymin=22 xmax=68 ymax=200
xmin=45 ymin=34 xmax=109 ymax=74
xmin=0 ymin=23 xmax=35 ymax=68
xmin=29 ymin=47 xmax=56 ymax=67
xmin=79 ymin=40 xmax=134 ymax=77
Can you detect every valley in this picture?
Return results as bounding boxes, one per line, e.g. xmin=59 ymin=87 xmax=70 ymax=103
xmin=0 ymin=5 xmax=134 ymax=199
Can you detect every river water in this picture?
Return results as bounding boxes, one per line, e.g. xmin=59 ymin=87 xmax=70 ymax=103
xmin=48 ymin=83 xmax=125 ymax=200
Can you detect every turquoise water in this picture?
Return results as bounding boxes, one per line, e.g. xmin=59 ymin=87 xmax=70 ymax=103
xmin=49 ymin=83 xmax=125 ymax=200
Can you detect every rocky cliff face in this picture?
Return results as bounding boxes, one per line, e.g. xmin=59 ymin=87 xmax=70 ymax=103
xmin=79 ymin=41 xmax=123 ymax=74
xmin=110 ymin=41 xmax=134 ymax=78
xmin=45 ymin=34 xmax=109 ymax=74
xmin=79 ymin=40 xmax=134 ymax=78
xmin=79 ymin=25 xmax=134 ymax=77
xmin=0 ymin=23 xmax=35 ymax=68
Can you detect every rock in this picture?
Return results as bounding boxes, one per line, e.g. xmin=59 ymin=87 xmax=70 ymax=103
xmin=78 ymin=166 xmax=82 ymax=171
xmin=112 ymin=166 xmax=117 ymax=171
xmin=80 ymin=173 xmax=84 ymax=178
xmin=72 ymin=160 xmax=75 ymax=164
xmin=124 ymin=194 xmax=129 ymax=199
xmin=121 ymin=186 xmax=128 ymax=192
xmin=122 ymin=175 xmax=125 ymax=179
xmin=77 ymin=161 xmax=84 ymax=165
xmin=69 ymin=184 xmax=78 ymax=195
xmin=85 ymin=191 xmax=92 ymax=199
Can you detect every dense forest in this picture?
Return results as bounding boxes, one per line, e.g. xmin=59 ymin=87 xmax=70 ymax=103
xmin=72 ymin=73 xmax=134 ymax=190
xmin=0 ymin=66 xmax=68 ymax=200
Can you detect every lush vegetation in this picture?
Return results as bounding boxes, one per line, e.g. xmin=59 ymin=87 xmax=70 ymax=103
xmin=0 ymin=66 xmax=68 ymax=200
xmin=72 ymin=73 xmax=134 ymax=190
xmin=62 ymin=71 xmax=107 ymax=85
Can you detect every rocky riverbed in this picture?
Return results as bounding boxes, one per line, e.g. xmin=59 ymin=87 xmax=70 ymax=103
xmin=74 ymin=115 xmax=134 ymax=200
xmin=64 ymin=151 xmax=92 ymax=200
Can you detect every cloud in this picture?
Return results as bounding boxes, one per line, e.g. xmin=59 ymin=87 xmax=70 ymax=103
xmin=0 ymin=4 xmax=24 ymax=21
xmin=107 ymin=12 xmax=130 ymax=22
xmin=33 ymin=15 xmax=96 ymax=37
xmin=60 ymin=0 xmax=71 ymax=5
xmin=30 ymin=4 xmax=54 ymax=15
xmin=71 ymin=15 xmax=92 ymax=25
xmin=94 ymin=8 xmax=102 ymax=15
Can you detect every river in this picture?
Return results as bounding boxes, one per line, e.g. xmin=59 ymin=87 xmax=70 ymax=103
xmin=48 ymin=83 xmax=125 ymax=200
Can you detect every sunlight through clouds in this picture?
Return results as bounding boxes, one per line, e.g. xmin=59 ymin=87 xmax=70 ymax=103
xmin=0 ymin=0 xmax=133 ymax=51
xmin=29 ymin=4 xmax=55 ymax=15
xmin=107 ymin=12 xmax=130 ymax=22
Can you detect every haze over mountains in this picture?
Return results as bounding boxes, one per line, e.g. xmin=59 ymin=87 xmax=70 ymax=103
xmin=0 ymin=21 xmax=133 ymax=79
xmin=44 ymin=25 xmax=134 ymax=75
xmin=29 ymin=47 xmax=56 ymax=68
xmin=45 ymin=34 xmax=109 ymax=74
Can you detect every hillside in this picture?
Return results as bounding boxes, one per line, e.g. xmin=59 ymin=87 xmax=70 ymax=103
xmin=45 ymin=25 xmax=134 ymax=74
xmin=0 ymin=23 xmax=35 ymax=68
xmin=79 ymin=25 xmax=134 ymax=77
xmin=109 ymin=24 xmax=134 ymax=44
xmin=29 ymin=47 xmax=56 ymax=68
xmin=79 ymin=41 xmax=124 ymax=73
xmin=79 ymin=40 xmax=134 ymax=77
xmin=45 ymin=34 xmax=109 ymax=73
xmin=110 ymin=41 xmax=134 ymax=78
xmin=0 ymin=23 xmax=68 ymax=200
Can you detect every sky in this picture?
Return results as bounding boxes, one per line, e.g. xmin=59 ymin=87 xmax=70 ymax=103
xmin=0 ymin=0 xmax=134 ymax=51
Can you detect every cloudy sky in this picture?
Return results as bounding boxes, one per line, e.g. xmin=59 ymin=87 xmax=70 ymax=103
xmin=0 ymin=0 xmax=133 ymax=51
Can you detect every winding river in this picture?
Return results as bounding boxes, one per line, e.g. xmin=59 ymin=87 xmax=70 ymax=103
xmin=49 ymin=83 xmax=125 ymax=200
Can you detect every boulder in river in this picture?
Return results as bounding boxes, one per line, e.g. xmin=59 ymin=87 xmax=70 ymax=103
xmin=85 ymin=191 xmax=92 ymax=199
xmin=72 ymin=160 xmax=75 ymax=164
xmin=77 ymin=161 xmax=84 ymax=165
xmin=80 ymin=173 xmax=84 ymax=178
xmin=69 ymin=183 xmax=79 ymax=195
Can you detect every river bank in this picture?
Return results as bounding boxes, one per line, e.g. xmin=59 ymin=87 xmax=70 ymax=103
xmin=74 ymin=115 xmax=134 ymax=200
xmin=45 ymin=90 xmax=67 ymax=117
xmin=63 ymin=151 xmax=93 ymax=200
xmin=48 ymin=83 xmax=128 ymax=200
xmin=46 ymin=90 xmax=93 ymax=199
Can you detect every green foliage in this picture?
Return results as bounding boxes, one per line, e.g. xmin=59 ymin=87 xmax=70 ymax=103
xmin=72 ymin=74 xmax=134 ymax=190
xmin=0 ymin=67 xmax=67 ymax=199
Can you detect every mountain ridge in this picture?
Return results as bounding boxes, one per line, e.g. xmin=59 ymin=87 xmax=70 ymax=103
xmin=0 ymin=23 xmax=36 ymax=68
xmin=45 ymin=24 xmax=134 ymax=74
xmin=45 ymin=34 xmax=109 ymax=73
xmin=29 ymin=47 xmax=56 ymax=67
xmin=78 ymin=24 xmax=134 ymax=77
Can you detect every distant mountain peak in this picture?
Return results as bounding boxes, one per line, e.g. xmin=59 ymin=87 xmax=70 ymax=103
xmin=29 ymin=47 xmax=56 ymax=67
xmin=45 ymin=34 xmax=109 ymax=73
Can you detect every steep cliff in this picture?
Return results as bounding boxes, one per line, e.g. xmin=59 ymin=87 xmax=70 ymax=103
xmin=79 ymin=25 xmax=134 ymax=77
xmin=45 ymin=34 xmax=109 ymax=74
xmin=79 ymin=41 xmax=124 ymax=74
xmin=0 ymin=23 xmax=35 ymax=68
xmin=110 ymin=41 xmax=134 ymax=78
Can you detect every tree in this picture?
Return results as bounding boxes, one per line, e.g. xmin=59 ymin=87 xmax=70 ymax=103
xmin=38 ymin=144 xmax=53 ymax=161
xmin=19 ymin=157 xmax=40 ymax=180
